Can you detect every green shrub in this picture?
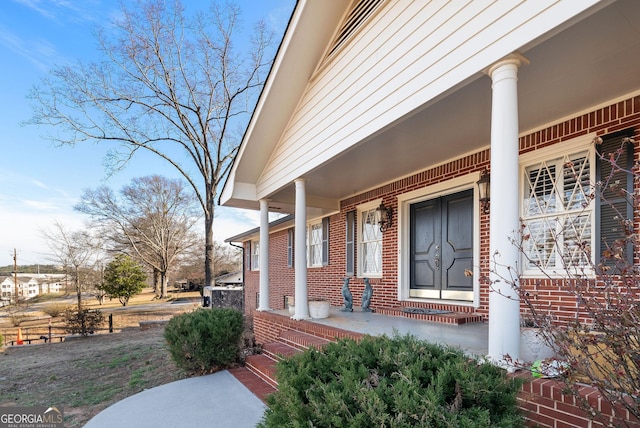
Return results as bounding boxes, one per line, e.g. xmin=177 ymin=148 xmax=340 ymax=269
xmin=259 ymin=334 xmax=524 ymax=428
xmin=63 ymin=306 xmax=104 ymax=336
xmin=164 ymin=308 xmax=244 ymax=374
xmin=0 ymin=333 xmax=3 ymax=347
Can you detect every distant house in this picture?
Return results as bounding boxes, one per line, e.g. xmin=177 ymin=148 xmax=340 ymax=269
xmin=215 ymin=270 xmax=243 ymax=287
xmin=0 ymin=276 xmax=37 ymax=300
xmin=0 ymin=273 xmax=67 ymax=301
xmin=0 ymin=276 xmax=14 ymax=300
xmin=221 ymin=0 xmax=640 ymax=364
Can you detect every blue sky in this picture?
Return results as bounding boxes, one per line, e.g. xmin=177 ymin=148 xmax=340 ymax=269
xmin=0 ymin=0 xmax=295 ymax=265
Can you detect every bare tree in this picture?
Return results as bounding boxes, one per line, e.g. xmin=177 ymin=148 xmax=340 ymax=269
xmin=42 ymin=221 xmax=101 ymax=310
xmin=27 ymin=0 xmax=273 ymax=286
xmin=76 ymin=175 xmax=199 ymax=298
xmin=175 ymin=239 xmax=241 ymax=289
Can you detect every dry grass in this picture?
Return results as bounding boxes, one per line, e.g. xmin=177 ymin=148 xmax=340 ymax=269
xmin=0 ymin=289 xmax=202 ymax=427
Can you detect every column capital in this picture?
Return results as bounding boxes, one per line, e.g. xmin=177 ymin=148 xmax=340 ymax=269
xmin=484 ymin=52 xmax=529 ymax=78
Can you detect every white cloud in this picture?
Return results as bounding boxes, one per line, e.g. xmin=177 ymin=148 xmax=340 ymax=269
xmin=22 ymin=199 xmax=60 ymax=211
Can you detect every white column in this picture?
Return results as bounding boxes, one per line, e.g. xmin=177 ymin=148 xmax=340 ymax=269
xmin=293 ymin=178 xmax=310 ymax=319
xmin=258 ymin=199 xmax=271 ymax=311
xmin=487 ymin=54 xmax=526 ymax=362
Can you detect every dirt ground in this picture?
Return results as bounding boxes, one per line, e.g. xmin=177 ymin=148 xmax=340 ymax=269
xmin=0 ymin=290 xmax=204 ymax=427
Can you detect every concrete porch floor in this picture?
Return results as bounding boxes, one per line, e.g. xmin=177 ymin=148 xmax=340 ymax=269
xmin=271 ymin=305 xmax=489 ymax=357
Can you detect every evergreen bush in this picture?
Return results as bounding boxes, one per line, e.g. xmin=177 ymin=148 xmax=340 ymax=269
xmin=164 ymin=308 xmax=244 ymax=374
xmin=259 ymin=334 xmax=524 ymax=428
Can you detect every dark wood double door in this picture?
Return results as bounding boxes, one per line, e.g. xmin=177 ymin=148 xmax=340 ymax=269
xmin=410 ymin=189 xmax=473 ymax=301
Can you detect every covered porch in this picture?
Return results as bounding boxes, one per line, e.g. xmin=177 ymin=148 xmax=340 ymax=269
xmin=269 ymin=306 xmax=488 ymax=357
xmin=239 ymin=308 xmax=634 ymax=428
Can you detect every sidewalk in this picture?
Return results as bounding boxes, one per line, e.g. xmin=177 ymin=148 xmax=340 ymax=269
xmin=84 ymin=370 xmax=267 ymax=428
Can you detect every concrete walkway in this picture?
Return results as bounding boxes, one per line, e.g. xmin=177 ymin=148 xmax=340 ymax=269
xmin=84 ymin=371 xmax=266 ymax=428
xmin=85 ymin=307 xmax=488 ymax=427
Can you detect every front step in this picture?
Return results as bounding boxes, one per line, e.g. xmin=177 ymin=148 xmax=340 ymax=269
xmin=376 ymin=307 xmax=484 ymax=325
xmin=279 ymin=330 xmax=331 ymax=351
xmin=245 ymin=330 xmax=334 ymax=390
xmin=262 ymin=341 xmax=302 ymax=360
xmin=245 ymin=354 xmax=279 ymax=388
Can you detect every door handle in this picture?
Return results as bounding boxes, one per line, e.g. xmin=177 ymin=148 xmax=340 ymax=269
xmin=434 ymin=255 xmax=440 ymax=270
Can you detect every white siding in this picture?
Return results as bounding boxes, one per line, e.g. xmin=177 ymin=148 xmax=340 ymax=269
xmin=257 ymin=0 xmax=603 ymax=198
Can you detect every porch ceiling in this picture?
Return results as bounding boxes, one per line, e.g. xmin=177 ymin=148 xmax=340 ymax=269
xmin=264 ymin=0 xmax=640 ymax=216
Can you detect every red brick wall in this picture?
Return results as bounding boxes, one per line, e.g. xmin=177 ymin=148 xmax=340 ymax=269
xmin=244 ymin=94 xmax=640 ymax=322
xmin=517 ymin=374 xmax=640 ymax=428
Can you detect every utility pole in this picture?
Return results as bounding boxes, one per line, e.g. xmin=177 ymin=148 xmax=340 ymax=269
xmin=13 ymin=248 xmax=19 ymax=305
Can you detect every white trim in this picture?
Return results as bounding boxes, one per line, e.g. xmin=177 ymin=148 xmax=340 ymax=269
xmin=397 ymin=173 xmax=481 ymax=308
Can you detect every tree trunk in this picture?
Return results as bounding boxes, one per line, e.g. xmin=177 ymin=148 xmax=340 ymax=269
xmin=75 ymin=267 xmax=82 ymax=311
xmin=159 ymin=271 xmax=168 ymax=299
xmin=204 ymin=197 xmax=215 ymax=287
xmin=153 ymin=269 xmax=160 ymax=295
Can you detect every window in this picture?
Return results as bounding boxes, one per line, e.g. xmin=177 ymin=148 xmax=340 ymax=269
xmin=521 ymin=148 xmax=594 ymax=273
xmin=307 ymin=218 xmax=329 ymax=267
xmin=308 ymin=222 xmax=323 ymax=267
xmin=346 ymin=211 xmax=355 ymax=276
xmin=287 ymin=229 xmax=294 ymax=268
xmin=250 ymin=240 xmax=259 ymax=271
xmin=358 ymin=202 xmax=383 ymax=277
xmin=521 ymin=130 xmax=636 ymax=275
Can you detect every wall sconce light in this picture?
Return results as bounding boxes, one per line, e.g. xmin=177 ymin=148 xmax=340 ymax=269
xmin=376 ymin=202 xmax=393 ymax=232
xmin=477 ymin=168 xmax=491 ymax=214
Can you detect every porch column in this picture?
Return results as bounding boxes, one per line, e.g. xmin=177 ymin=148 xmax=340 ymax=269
xmin=293 ymin=178 xmax=310 ymax=319
xmin=487 ymin=54 xmax=526 ymax=362
xmin=258 ymin=199 xmax=271 ymax=311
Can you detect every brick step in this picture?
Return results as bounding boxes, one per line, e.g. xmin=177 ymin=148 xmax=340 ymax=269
xmin=262 ymin=341 xmax=302 ymax=361
xmin=228 ymin=366 xmax=276 ymax=403
xmin=245 ymin=354 xmax=279 ymax=389
xmin=279 ymin=330 xmax=332 ymax=350
xmin=376 ymin=308 xmax=484 ymax=325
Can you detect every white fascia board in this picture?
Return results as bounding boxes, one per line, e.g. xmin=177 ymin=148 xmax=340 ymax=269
xmin=224 ymin=1 xmax=347 ymax=201
xmin=222 ymin=1 xmax=307 ymax=202
xmin=220 ymin=178 xmax=257 ymax=207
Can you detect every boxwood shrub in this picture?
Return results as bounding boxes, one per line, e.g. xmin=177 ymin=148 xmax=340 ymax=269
xmin=259 ymin=334 xmax=524 ymax=428
xmin=164 ymin=308 xmax=244 ymax=374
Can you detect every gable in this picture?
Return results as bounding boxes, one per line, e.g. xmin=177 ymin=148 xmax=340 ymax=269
xmin=256 ymin=1 xmax=606 ymax=202
xmin=222 ymin=0 xmax=623 ymax=215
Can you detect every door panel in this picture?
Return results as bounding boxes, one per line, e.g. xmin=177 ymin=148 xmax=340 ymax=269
xmin=410 ymin=199 xmax=440 ymax=296
xmin=410 ymin=189 xmax=473 ymax=301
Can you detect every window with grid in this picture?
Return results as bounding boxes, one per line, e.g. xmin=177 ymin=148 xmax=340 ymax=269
xmin=251 ymin=240 xmax=259 ymax=271
xmin=521 ymin=149 xmax=594 ymax=273
xmin=307 ymin=218 xmax=329 ymax=268
xmin=308 ymin=222 xmax=323 ymax=267
xmin=359 ymin=206 xmax=382 ymax=276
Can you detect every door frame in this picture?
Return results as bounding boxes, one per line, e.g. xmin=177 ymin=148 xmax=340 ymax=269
xmin=397 ymin=172 xmax=483 ymax=308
